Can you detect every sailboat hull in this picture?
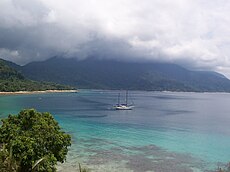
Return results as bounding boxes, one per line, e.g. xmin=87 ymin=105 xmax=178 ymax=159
xmin=114 ymin=91 xmax=134 ymax=110
xmin=114 ymin=105 xmax=134 ymax=110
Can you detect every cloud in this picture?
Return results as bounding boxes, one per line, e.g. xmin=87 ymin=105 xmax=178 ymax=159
xmin=0 ymin=0 xmax=230 ymax=76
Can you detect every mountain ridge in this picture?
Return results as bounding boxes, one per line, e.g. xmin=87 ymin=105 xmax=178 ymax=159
xmin=18 ymin=57 xmax=230 ymax=92
xmin=0 ymin=58 xmax=75 ymax=92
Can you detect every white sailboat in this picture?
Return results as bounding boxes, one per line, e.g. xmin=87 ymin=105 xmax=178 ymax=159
xmin=114 ymin=91 xmax=134 ymax=110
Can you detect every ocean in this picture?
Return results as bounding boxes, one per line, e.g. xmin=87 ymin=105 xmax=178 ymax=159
xmin=0 ymin=90 xmax=230 ymax=171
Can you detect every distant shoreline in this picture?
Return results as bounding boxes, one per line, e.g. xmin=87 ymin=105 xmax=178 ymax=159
xmin=0 ymin=90 xmax=78 ymax=95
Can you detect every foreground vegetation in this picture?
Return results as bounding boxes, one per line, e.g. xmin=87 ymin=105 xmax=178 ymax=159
xmin=0 ymin=109 xmax=71 ymax=172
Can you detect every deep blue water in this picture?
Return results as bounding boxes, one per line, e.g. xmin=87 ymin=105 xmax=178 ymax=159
xmin=0 ymin=90 xmax=230 ymax=171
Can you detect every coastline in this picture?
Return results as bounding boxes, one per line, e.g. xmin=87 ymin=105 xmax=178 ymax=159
xmin=0 ymin=90 xmax=78 ymax=95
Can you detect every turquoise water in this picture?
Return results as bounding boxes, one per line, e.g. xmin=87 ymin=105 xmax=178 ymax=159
xmin=0 ymin=90 xmax=230 ymax=171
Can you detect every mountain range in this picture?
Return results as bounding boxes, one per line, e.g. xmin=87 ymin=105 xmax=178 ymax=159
xmin=12 ymin=56 xmax=230 ymax=92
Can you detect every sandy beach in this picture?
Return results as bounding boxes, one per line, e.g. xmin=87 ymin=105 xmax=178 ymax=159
xmin=0 ymin=90 xmax=78 ymax=95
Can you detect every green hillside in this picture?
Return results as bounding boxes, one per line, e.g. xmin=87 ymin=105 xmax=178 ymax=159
xmin=21 ymin=57 xmax=230 ymax=92
xmin=0 ymin=59 xmax=75 ymax=92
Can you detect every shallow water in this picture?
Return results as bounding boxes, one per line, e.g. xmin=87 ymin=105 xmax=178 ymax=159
xmin=0 ymin=90 xmax=230 ymax=171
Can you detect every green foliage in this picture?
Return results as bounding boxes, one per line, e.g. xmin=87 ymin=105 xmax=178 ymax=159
xmin=0 ymin=109 xmax=71 ymax=172
xmin=21 ymin=57 xmax=230 ymax=92
xmin=0 ymin=79 xmax=75 ymax=92
xmin=0 ymin=59 xmax=75 ymax=92
xmin=0 ymin=59 xmax=24 ymax=80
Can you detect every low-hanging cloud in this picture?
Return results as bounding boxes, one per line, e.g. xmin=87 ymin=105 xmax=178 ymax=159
xmin=0 ymin=0 xmax=230 ymax=76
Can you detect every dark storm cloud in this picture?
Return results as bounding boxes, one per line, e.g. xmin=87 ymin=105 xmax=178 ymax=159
xmin=0 ymin=0 xmax=230 ymax=76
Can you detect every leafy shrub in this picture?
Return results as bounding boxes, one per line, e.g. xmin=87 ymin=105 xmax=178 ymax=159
xmin=0 ymin=109 xmax=71 ymax=172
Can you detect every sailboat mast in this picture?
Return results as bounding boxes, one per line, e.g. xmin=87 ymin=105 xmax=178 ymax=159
xmin=118 ymin=93 xmax=120 ymax=105
xmin=126 ymin=90 xmax=128 ymax=105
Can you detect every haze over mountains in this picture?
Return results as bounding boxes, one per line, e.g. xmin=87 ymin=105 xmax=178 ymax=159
xmin=1 ymin=1 xmax=230 ymax=78
xmin=9 ymin=56 xmax=230 ymax=92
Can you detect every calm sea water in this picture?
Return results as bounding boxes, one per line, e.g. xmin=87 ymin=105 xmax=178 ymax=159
xmin=0 ymin=90 xmax=230 ymax=172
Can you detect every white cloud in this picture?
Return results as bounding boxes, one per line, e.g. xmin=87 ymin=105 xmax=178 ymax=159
xmin=0 ymin=0 xmax=230 ymax=77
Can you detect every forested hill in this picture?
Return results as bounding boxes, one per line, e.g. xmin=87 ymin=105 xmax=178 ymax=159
xmin=0 ymin=59 xmax=74 ymax=92
xmin=20 ymin=57 xmax=230 ymax=92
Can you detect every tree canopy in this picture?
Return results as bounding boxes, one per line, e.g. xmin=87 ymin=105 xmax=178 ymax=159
xmin=0 ymin=109 xmax=71 ymax=172
xmin=0 ymin=59 xmax=75 ymax=92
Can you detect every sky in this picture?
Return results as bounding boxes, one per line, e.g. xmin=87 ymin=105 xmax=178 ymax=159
xmin=0 ymin=0 xmax=230 ymax=77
